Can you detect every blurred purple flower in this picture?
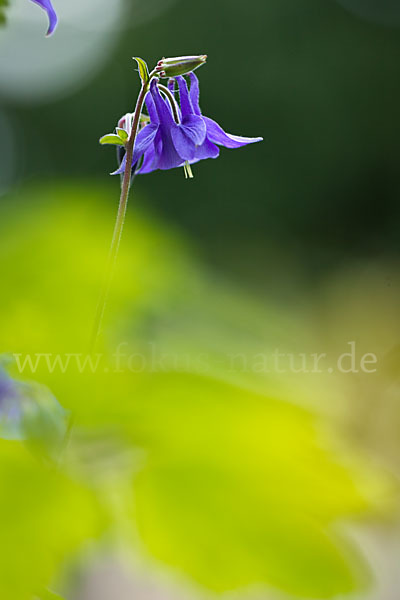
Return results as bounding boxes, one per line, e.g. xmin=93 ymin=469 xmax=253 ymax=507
xmin=0 ymin=372 xmax=23 ymax=438
xmin=0 ymin=375 xmax=14 ymax=405
xmin=30 ymin=0 xmax=58 ymax=36
xmin=0 ymin=368 xmax=68 ymax=451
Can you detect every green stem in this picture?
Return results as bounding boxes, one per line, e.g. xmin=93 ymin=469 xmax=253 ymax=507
xmin=90 ymin=79 xmax=151 ymax=352
xmin=157 ymin=83 xmax=180 ymax=123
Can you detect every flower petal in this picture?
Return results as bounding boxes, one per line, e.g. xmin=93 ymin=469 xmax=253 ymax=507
xmin=30 ymin=0 xmax=58 ymax=36
xmin=149 ymin=80 xmax=199 ymax=165
xmin=132 ymin=123 xmax=158 ymax=163
xmin=170 ymin=115 xmax=206 ymax=161
xmin=176 ymin=76 xmax=194 ymax=118
xmin=203 ymin=116 xmax=263 ymax=149
xmin=157 ymin=142 xmax=185 ymax=170
xmin=140 ymin=122 xmax=184 ymax=172
xmin=191 ymin=137 xmax=220 ymax=162
xmin=138 ymin=145 xmax=157 ymax=174
xmin=145 ymin=90 xmax=159 ymax=124
xmin=181 ymin=114 xmax=207 ymax=146
xmin=139 ymin=129 xmax=163 ymax=174
xmin=150 ymin=79 xmax=176 ymax=127
xmin=111 ymin=123 xmax=158 ymax=175
xmin=111 ymin=154 xmax=126 ymax=176
xmin=188 ymin=72 xmax=202 ymax=116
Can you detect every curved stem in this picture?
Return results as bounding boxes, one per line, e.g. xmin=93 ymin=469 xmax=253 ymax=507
xmin=90 ymin=80 xmax=151 ymax=352
xmin=157 ymin=83 xmax=180 ymax=123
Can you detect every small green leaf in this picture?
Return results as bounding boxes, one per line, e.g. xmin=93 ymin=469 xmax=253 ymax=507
xmin=116 ymin=128 xmax=129 ymax=141
xmin=99 ymin=134 xmax=125 ymax=146
xmin=133 ymin=57 xmax=149 ymax=85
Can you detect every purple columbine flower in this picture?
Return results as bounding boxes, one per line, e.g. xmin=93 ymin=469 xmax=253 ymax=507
xmin=30 ymin=0 xmax=58 ymax=36
xmin=113 ymin=78 xmax=206 ymax=176
xmin=106 ymin=67 xmax=262 ymax=178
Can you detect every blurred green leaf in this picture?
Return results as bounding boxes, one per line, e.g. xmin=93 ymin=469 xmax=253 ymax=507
xmin=37 ymin=588 xmax=65 ymax=600
xmin=0 ymin=182 xmax=391 ymax=599
xmin=0 ymin=181 xmax=190 ymax=355
xmin=127 ymin=372 xmax=373 ymax=598
xmin=0 ymin=0 xmax=8 ymax=26
xmin=0 ymin=441 xmax=106 ymax=600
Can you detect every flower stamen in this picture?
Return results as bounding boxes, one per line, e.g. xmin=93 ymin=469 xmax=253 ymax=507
xmin=183 ymin=161 xmax=194 ymax=179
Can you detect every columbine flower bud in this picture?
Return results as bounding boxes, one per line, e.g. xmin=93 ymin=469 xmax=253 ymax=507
xmin=155 ymin=55 xmax=207 ymax=78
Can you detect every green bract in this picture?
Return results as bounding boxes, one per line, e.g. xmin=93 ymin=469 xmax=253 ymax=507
xmin=116 ymin=127 xmax=129 ymax=141
xmin=133 ymin=56 xmax=150 ymax=85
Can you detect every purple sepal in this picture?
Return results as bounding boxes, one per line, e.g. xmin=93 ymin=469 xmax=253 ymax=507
xmin=30 ymin=0 xmax=58 ymax=36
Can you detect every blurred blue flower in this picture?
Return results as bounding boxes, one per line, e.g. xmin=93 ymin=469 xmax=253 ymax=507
xmin=0 ymin=368 xmax=68 ymax=459
xmin=0 ymin=372 xmax=23 ymax=439
xmin=30 ymin=0 xmax=58 ymax=36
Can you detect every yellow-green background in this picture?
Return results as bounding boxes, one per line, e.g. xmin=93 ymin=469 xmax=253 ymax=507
xmin=0 ymin=1 xmax=399 ymax=599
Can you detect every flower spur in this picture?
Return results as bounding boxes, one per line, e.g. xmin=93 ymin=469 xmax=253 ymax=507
xmin=30 ymin=0 xmax=58 ymax=36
